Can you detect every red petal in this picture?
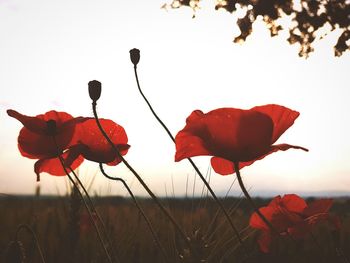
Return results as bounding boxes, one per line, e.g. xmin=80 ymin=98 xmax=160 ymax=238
xmin=18 ymin=128 xmax=57 ymax=159
xmin=210 ymin=144 xmax=307 ymax=175
xmin=252 ymin=104 xmax=300 ymax=144
xmin=34 ymin=152 xmax=84 ymax=177
xmin=210 ymin=157 xmax=235 ymax=175
xmin=76 ymin=119 xmax=129 ymax=164
xmin=303 ymin=199 xmax=333 ymax=217
xmin=175 ymin=108 xmax=273 ymax=162
xmin=107 ymin=144 xmax=130 ymax=166
xmin=280 ymin=194 xmax=307 ymax=214
xmin=7 ymin=109 xmax=47 ymax=134
xmin=37 ymin=110 xmax=74 ymax=125
xmin=257 ymin=231 xmax=272 ymax=253
xmin=175 ymin=111 xmax=211 ymax=161
xmin=250 ymin=206 xmax=277 ymax=231
xmin=185 ymin=109 xmax=204 ymax=123
xmin=204 ymin=108 xmax=273 ymax=161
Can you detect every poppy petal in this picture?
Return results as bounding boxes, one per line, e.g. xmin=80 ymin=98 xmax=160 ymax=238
xmin=34 ymin=152 xmax=84 ymax=177
xmin=7 ymin=109 xmax=47 ymax=134
xmin=186 ymin=109 xmax=204 ymax=124
xmin=75 ymin=119 xmax=129 ymax=164
xmin=175 ymin=127 xmax=211 ymax=162
xmin=303 ymin=199 xmax=333 ymax=217
xmin=18 ymin=128 xmax=57 ymax=159
xmin=257 ymin=231 xmax=272 ymax=253
xmin=252 ymin=104 xmax=300 ymax=143
xmin=210 ymin=157 xmax=235 ymax=175
xmin=107 ymin=144 xmax=130 ymax=166
xmin=280 ymin=194 xmax=307 ymax=214
xmin=250 ymin=206 xmax=277 ymax=231
xmin=211 ymin=143 xmax=307 ymax=175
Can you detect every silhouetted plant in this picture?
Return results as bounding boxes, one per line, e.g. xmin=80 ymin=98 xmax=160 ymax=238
xmin=166 ymin=0 xmax=350 ymax=57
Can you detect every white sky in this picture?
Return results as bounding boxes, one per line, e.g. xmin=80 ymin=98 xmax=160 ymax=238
xmin=1 ymin=0 xmax=349 ymax=197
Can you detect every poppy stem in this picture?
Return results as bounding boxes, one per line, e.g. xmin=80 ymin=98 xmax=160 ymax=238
xmin=132 ymin=63 xmax=247 ymax=250
xmin=68 ymin=167 xmax=120 ymax=262
xmin=99 ymin=163 xmax=170 ymax=263
xmin=91 ymin=103 xmax=199 ymax=260
xmin=54 ymin=150 xmax=115 ymax=263
xmin=233 ymin=162 xmax=279 ymax=235
xmin=15 ymin=224 xmax=46 ymax=263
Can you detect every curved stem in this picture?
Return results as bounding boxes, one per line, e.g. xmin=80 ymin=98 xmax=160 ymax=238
xmin=233 ymin=162 xmax=278 ymax=235
xmin=15 ymin=224 xmax=46 ymax=263
xmin=132 ymin=65 xmax=246 ymax=248
xmin=54 ymin=147 xmax=114 ymax=263
xmin=91 ymin=102 xmax=196 ymax=258
xmin=99 ymin=163 xmax=169 ymax=263
xmin=68 ymin=167 xmax=119 ymax=262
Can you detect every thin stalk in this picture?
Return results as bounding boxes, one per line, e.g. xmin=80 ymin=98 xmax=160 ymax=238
xmin=91 ymin=102 xmax=197 ymax=259
xmin=132 ymin=65 xmax=246 ymax=249
xmin=54 ymin=148 xmax=114 ymax=263
xmin=68 ymin=167 xmax=119 ymax=262
xmin=99 ymin=163 xmax=169 ymax=263
xmin=15 ymin=224 xmax=46 ymax=263
xmin=233 ymin=162 xmax=279 ymax=236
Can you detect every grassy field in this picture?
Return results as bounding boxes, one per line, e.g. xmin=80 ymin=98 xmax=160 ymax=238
xmin=1 ymin=194 xmax=349 ymax=263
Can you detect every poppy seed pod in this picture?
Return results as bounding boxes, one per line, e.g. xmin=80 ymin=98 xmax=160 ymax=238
xmin=88 ymin=80 xmax=102 ymax=102
xmin=129 ymin=48 xmax=140 ymax=66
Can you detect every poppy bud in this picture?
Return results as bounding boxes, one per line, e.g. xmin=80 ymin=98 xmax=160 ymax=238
xmin=129 ymin=48 xmax=140 ymax=66
xmin=46 ymin=120 xmax=57 ymax=136
xmin=88 ymin=80 xmax=102 ymax=102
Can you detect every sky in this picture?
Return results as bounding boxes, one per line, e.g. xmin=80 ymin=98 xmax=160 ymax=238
xmin=0 ymin=0 xmax=349 ymax=197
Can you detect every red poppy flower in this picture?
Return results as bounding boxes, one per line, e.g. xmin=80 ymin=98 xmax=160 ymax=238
xmin=7 ymin=109 xmax=85 ymax=179
xmin=249 ymin=194 xmax=340 ymax=253
xmin=66 ymin=118 xmax=130 ymax=166
xmin=175 ymin=104 xmax=308 ymax=175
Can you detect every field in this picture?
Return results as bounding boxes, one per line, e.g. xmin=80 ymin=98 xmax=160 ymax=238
xmin=1 ymin=194 xmax=349 ymax=263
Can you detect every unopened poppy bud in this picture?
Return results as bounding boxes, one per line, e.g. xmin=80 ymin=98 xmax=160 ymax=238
xmin=88 ymin=80 xmax=102 ymax=102
xmin=46 ymin=120 xmax=57 ymax=136
xmin=129 ymin=48 xmax=140 ymax=66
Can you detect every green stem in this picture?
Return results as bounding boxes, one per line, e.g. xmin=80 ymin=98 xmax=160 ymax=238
xmin=132 ymin=65 xmax=246 ymax=249
xmin=99 ymin=163 xmax=169 ymax=263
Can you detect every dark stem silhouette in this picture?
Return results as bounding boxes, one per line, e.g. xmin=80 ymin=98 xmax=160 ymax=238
xmin=99 ymin=163 xmax=169 ymax=263
xmin=131 ymin=61 xmax=247 ymax=250
xmin=91 ymin=101 xmax=199 ymax=260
